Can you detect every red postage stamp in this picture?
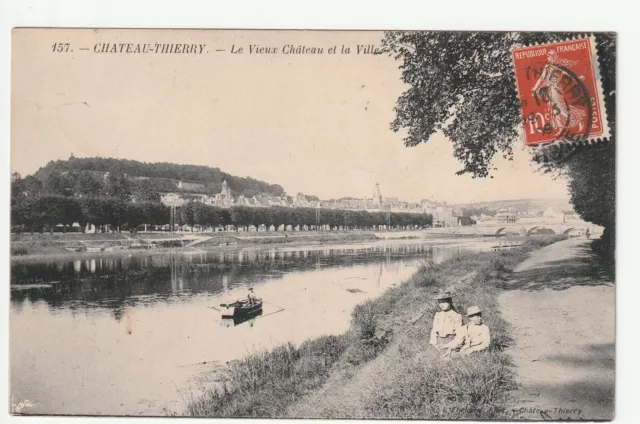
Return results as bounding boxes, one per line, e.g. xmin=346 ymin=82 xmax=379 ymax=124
xmin=511 ymin=37 xmax=609 ymax=146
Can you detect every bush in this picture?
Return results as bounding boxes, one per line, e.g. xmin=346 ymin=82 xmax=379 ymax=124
xmin=187 ymin=336 xmax=349 ymax=417
xmin=11 ymin=247 xmax=28 ymax=256
xmin=414 ymin=273 xmax=439 ymax=288
xmin=345 ymin=302 xmax=392 ymax=365
xmin=155 ymin=240 xmax=184 ymax=248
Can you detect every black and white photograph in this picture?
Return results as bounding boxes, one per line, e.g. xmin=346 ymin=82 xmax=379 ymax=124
xmin=8 ymin=27 xmax=616 ymax=420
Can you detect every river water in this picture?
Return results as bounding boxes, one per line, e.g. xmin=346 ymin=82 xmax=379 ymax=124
xmin=10 ymin=237 xmax=500 ymax=416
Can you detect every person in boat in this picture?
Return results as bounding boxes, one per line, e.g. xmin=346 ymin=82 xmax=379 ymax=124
xmin=247 ymin=287 xmax=257 ymax=305
xmin=442 ymin=306 xmax=491 ymax=357
xmin=429 ymin=291 xmax=463 ymax=349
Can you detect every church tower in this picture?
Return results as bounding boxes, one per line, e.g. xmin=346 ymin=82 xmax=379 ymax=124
xmin=373 ymin=183 xmax=382 ymax=205
xmin=221 ymin=179 xmax=231 ymax=200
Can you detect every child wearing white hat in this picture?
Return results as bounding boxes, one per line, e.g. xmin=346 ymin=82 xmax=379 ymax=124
xmin=429 ymin=291 xmax=463 ymax=348
xmin=442 ymin=306 xmax=491 ymax=357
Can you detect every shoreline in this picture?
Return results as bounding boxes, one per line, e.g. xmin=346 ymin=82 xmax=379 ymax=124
xmin=10 ymin=230 xmax=485 ymax=264
xmin=185 ymin=235 xmax=567 ymax=419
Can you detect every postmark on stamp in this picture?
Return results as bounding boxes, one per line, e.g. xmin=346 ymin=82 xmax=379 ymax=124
xmin=511 ymin=37 xmax=610 ymax=146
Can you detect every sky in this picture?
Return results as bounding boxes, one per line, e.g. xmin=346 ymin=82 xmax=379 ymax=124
xmin=11 ymin=28 xmax=570 ymax=204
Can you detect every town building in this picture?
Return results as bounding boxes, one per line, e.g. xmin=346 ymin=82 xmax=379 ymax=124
xmin=202 ymin=179 xmax=234 ymax=207
xmin=433 ymin=204 xmax=455 ymax=227
xmin=160 ymin=181 xmax=444 ymax=221
xmin=496 ymin=208 xmax=518 ymax=224
xmin=160 ymin=192 xmax=187 ymax=206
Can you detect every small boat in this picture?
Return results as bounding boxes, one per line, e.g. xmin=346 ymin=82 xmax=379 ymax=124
xmin=221 ymin=298 xmax=263 ymax=319
xmin=221 ymin=309 xmax=263 ymax=326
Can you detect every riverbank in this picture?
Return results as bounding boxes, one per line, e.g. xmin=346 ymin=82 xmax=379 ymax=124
xmin=498 ymin=239 xmax=614 ymax=420
xmin=10 ymin=230 xmax=480 ymax=263
xmin=186 ymin=235 xmax=567 ymax=419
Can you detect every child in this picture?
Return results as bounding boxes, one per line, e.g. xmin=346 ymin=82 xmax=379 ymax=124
xmin=429 ymin=292 xmax=463 ymax=349
xmin=442 ymin=306 xmax=491 ymax=357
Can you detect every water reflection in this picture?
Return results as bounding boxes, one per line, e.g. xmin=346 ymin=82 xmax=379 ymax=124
xmin=10 ymin=241 xmax=458 ymax=321
xmin=10 ymin=238 xmax=493 ymax=416
xmin=221 ymin=309 xmax=263 ymax=327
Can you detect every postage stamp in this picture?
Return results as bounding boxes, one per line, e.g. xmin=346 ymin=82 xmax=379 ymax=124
xmin=511 ymin=36 xmax=610 ymax=146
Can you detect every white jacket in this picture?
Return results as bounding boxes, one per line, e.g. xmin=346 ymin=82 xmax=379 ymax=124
xmin=429 ymin=309 xmax=462 ymax=345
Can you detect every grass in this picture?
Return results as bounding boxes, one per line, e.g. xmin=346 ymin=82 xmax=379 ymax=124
xmin=10 ymin=228 xmax=476 ymax=261
xmin=229 ymin=232 xmax=381 ymax=245
xmin=185 ymin=235 xmax=567 ymax=419
xmin=10 ymin=240 xmax=71 ymax=256
xmin=10 ymin=230 xmax=382 ymax=259
xmin=10 ymin=232 xmax=186 ymax=241
xmin=186 ymin=336 xmax=349 ymax=417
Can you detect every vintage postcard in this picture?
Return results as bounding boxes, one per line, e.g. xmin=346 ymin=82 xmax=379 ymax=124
xmin=9 ymin=29 xmax=615 ymax=420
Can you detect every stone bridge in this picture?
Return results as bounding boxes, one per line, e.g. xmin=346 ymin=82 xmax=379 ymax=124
xmin=478 ymin=223 xmax=597 ymax=236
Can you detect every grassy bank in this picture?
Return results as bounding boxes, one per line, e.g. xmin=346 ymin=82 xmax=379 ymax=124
xmin=185 ymin=235 xmax=566 ymax=419
xmin=10 ymin=229 xmax=468 ymax=262
xmin=10 ymin=232 xmax=187 ymax=257
xmin=10 ymin=231 xmax=382 ymax=262
xmin=196 ymin=231 xmax=380 ymax=247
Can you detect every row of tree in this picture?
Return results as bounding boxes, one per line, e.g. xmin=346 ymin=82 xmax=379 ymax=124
xmin=178 ymin=203 xmax=433 ymax=231
xmin=11 ymin=195 xmax=433 ymax=233
xmin=11 ymin=195 xmax=169 ymax=233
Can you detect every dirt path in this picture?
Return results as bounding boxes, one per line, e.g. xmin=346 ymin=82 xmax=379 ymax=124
xmin=498 ymin=238 xmax=615 ymax=420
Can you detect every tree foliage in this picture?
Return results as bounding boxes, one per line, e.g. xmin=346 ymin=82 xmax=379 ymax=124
xmin=460 ymin=207 xmax=497 ymax=218
xmin=104 ymin=167 xmax=132 ymax=201
xmin=11 ymin=175 xmax=43 ymax=205
xmin=11 ymin=186 xmax=171 ymax=233
xmin=72 ymin=170 xmax=104 ymax=197
xmin=44 ymin=172 xmax=72 ymax=195
xmin=175 ymin=204 xmax=432 ymax=231
xmin=135 ymin=179 xmax=162 ymax=202
xmin=34 ymin=156 xmax=286 ymax=197
xmin=381 ymin=31 xmax=615 ymax=243
xmin=11 ymin=189 xmax=432 ymax=233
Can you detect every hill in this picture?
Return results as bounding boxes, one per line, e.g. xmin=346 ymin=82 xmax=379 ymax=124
xmin=32 ymin=156 xmax=286 ymax=198
xmin=452 ymin=198 xmax=573 ymax=215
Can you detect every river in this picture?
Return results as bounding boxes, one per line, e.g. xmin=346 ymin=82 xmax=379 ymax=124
xmin=10 ymin=237 xmax=504 ymax=416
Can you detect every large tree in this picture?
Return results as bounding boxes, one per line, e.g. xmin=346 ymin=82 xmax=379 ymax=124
xmin=72 ymin=171 xmax=104 ymax=197
xmin=11 ymin=175 xmax=43 ymax=205
xmin=79 ymin=196 xmax=114 ymax=232
xmin=104 ymin=166 xmax=132 ymax=201
xmin=381 ymin=32 xmax=615 ymax=250
xmin=135 ymin=179 xmax=161 ymax=202
xmin=44 ymin=171 xmax=72 ymax=195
